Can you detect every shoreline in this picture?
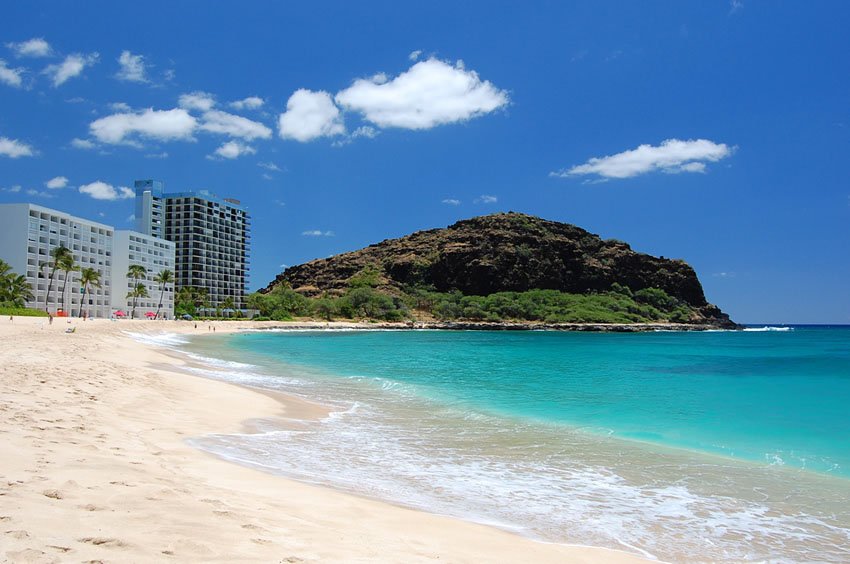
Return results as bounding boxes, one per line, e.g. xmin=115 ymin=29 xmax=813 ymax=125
xmin=0 ymin=316 xmax=649 ymax=563
xmin=175 ymin=318 xmax=737 ymax=332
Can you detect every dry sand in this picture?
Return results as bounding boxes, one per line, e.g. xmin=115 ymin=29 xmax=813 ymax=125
xmin=0 ymin=316 xmax=649 ymax=563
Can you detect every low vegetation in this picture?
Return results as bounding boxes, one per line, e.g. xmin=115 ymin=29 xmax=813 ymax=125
xmin=246 ymin=269 xmax=696 ymax=324
xmin=0 ymin=306 xmax=49 ymax=317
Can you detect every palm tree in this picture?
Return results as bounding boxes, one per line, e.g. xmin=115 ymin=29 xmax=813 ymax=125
xmin=153 ymin=269 xmax=174 ymax=319
xmin=78 ymin=267 xmax=102 ymax=318
xmin=43 ymin=245 xmax=72 ymax=312
xmin=194 ymin=287 xmax=209 ymax=316
xmin=1 ymin=274 xmax=34 ymax=307
xmin=127 ymin=283 xmax=149 ymax=320
xmin=57 ymin=253 xmax=78 ymax=315
xmin=221 ymin=296 xmax=235 ymax=318
xmin=127 ymin=264 xmax=147 ymax=319
xmin=1 ymin=260 xmax=35 ymax=308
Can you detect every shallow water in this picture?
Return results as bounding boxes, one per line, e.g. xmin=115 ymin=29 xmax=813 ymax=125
xmin=152 ymin=327 xmax=850 ymax=561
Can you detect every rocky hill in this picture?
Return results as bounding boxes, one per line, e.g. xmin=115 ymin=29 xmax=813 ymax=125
xmin=262 ymin=212 xmax=734 ymax=327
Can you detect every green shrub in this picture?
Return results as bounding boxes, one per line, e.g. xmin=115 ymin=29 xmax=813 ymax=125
xmin=0 ymin=307 xmax=49 ymax=317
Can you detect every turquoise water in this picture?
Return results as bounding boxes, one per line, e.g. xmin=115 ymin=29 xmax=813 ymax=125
xmin=168 ymin=327 xmax=850 ymax=562
xmin=226 ymin=327 xmax=850 ymax=475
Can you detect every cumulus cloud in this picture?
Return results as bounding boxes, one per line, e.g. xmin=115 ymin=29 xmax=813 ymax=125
xmin=179 ymin=91 xmax=215 ymax=111
xmin=71 ymin=137 xmax=96 ymax=149
xmin=7 ymin=38 xmax=52 ymax=58
xmin=335 ymin=58 xmax=509 ymax=130
xmin=44 ymin=53 xmax=99 ymax=87
xmin=209 ymin=141 xmax=256 ymax=160
xmin=0 ymin=59 xmax=24 ymax=87
xmin=230 ymin=96 xmax=264 ymax=110
xmin=475 ymin=195 xmax=498 ymax=204
xmin=441 ymin=198 xmax=461 ymax=205
xmin=79 ymin=181 xmax=134 ymax=201
xmin=200 ymin=109 xmax=272 ymax=140
xmin=409 ymin=49 xmax=422 ymax=61
xmin=45 ymin=176 xmax=68 ymax=189
xmin=302 ymin=229 xmax=335 ymax=237
xmin=26 ymin=189 xmax=52 ymax=198
xmin=89 ymin=108 xmax=197 ymax=145
xmin=115 ymin=50 xmax=147 ymax=82
xmin=0 ymin=136 xmax=36 ymax=158
xmin=279 ymin=89 xmax=345 ymax=142
xmin=552 ymin=138 xmax=734 ymax=180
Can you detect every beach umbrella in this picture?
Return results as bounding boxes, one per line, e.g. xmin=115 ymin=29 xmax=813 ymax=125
xmin=114 ymin=310 xmax=126 ymax=317
xmin=144 ymin=311 xmax=156 ymax=318
xmin=181 ymin=313 xmax=193 ymax=320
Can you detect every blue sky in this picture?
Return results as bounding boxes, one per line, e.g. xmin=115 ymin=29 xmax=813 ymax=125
xmin=1 ymin=1 xmax=848 ymax=323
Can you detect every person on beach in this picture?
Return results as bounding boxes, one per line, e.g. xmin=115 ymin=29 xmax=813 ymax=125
xmin=48 ymin=314 xmax=53 ymax=325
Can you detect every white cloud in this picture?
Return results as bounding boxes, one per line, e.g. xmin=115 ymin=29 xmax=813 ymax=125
xmin=89 ymin=108 xmax=197 ymax=145
xmin=409 ymin=50 xmax=423 ymax=61
xmin=279 ymin=89 xmax=345 ymax=142
xmin=331 ymin=125 xmax=380 ymax=147
xmin=553 ymin=139 xmax=734 ymax=180
xmin=230 ymin=96 xmax=264 ymax=110
xmin=0 ymin=136 xmax=36 ymax=158
xmin=713 ymin=272 xmax=736 ymax=278
xmin=335 ymin=58 xmax=509 ymax=130
xmin=26 ymin=188 xmax=52 ymax=198
xmin=729 ymin=0 xmax=743 ymax=14
xmin=45 ymin=176 xmax=68 ymax=189
xmin=44 ymin=53 xmax=99 ymax=87
xmin=7 ymin=38 xmax=52 ymax=58
xmin=258 ymin=161 xmax=281 ymax=171
xmin=115 ymin=51 xmax=147 ymax=82
xmin=71 ymin=137 xmax=96 ymax=149
xmin=179 ymin=91 xmax=215 ymax=111
xmin=475 ymin=195 xmax=498 ymax=204
xmin=200 ymin=109 xmax=272 ymax=140
xmin=110 ymin=101 xmax=131 ymax=112
xmin=0 ymin=59 xmax=24 ymax=87
xmin=78 ymin=181 xmax=134 ymax=201
xmin=145 ymin=151 xmax=168 ymax=159
xmin=209 ymin=141 xmax=256 ymax=160
xmin=302 ymin=230 xmax=335 ymax=237
xmin=441 ymin=198 xmax=461 ymax=205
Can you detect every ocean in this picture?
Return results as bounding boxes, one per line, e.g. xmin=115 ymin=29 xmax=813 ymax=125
xmin=155 ymin=326 xmax=850 ymax=562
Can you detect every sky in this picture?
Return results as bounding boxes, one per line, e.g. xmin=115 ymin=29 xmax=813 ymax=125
xmin=1 ymin=1 xmax=848 ymax=324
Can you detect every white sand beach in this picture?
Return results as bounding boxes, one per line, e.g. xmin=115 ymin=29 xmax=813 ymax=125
xmin=0 ymin=316 xmax=648 ymax=563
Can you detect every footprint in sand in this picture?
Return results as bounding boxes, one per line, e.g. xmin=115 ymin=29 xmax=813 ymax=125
xmin=78 ymin=537 xmax=128 ymax=548
xmin=4 ymin=530 xmax=30 ymax=539
xmin=42 ymin=489 xmax=63 ymax=499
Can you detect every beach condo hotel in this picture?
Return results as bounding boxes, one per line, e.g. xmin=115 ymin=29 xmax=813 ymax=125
xmin=134 ymin=180 xmax=250 ymax=313
xmin=0 ymin=203 xmax=175 ymax=318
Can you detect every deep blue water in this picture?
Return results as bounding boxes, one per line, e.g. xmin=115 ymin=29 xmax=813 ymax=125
xmin=224 ymin=326 xmax=850 ymax=476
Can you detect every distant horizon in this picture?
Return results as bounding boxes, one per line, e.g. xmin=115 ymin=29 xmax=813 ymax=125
xmin=1 ymin=2 xmax=848 ymax=324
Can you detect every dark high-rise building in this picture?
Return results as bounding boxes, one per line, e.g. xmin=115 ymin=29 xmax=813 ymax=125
xmin=134 ymin=180 xmax=250 ymax=310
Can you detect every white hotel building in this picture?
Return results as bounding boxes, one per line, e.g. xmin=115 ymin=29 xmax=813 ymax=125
xmin=111 ymin=230 xmax=175 ymax=318
xmin=0 ymin=203 xmax=175 ymax=319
